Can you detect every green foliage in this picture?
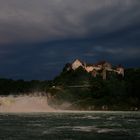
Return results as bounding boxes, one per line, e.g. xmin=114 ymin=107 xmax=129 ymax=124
xmin=124 ymin=68 xmax=140 ymax=98
xmin=50 ymin=67 xmax=140 ymax=110
xmin=0 ymin=67 xmax=140 ymax=110
xmin=54 ymin=67 xmax=91 ymax=86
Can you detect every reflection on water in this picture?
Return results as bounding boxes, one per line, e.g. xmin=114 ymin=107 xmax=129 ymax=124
xmin=0 ymin=111 xmax=140 ymax=140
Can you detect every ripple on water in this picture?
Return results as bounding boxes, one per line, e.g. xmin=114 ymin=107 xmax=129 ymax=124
xmin=97 ymin=128 xmax=127 ymax=134
xmin=72 ymin=126 xmax=98 ymax=132
xmin=74 ymin=115 xmax=101 ymax=120
xmin=0 ymin=111 xmax=140 ymax=140
xmin=106 ymin=116 xmax=116 ymax=120
xmin=72 ymin=125 xmax=128 ymax=134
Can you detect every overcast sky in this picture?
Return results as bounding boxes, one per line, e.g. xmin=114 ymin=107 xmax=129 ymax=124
xmin=0 ymin=0 xmax=140 ymax=80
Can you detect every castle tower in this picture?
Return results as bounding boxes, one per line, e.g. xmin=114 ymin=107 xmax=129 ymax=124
xmin=116 ymin=65 xmax=124 ymax=77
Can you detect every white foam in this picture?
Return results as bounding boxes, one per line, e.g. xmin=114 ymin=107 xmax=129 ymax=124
xmin=97 ymin=128 xmax=127 ymax=133
xmin=72 ymin=126 xmax=97 ymax=132
xmin=74 ymin=115 xmax=100 ymax=120
xmin=0 ymin=95 xmax=55 ymax=113
xmin=97 ymin=128 xmax=116 ymax=133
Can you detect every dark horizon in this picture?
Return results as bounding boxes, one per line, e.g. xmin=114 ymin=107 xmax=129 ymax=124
xmin=0 ymin=56 xmax=139 ymax=81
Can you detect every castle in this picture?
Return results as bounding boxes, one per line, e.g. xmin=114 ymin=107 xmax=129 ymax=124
xmin=65 ymin=59 xmax=124 ymax=80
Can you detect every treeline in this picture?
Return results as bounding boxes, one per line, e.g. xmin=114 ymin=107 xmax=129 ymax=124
xmin=0 ymin=67 xmax=140 ymax=110
xmin=0 ymin=79 xmax=51 ymax=95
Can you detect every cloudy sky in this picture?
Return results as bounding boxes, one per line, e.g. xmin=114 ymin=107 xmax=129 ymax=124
xmin=0 ymin=0 xmax=140 ymax=80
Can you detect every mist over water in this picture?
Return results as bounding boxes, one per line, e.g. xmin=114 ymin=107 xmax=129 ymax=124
xmin=0 ymin=94 xmax=55 ymax=112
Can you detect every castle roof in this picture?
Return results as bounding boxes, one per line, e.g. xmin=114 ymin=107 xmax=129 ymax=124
xmin=86 ymin=63 xmax=94 ymax=66
xmin=72 ymin=59 xmax=85 ymax=65
xmin=117 ymin=64 xmax=124 ymax=68
xmin=95 ymin=61 xmax=107 ymax=66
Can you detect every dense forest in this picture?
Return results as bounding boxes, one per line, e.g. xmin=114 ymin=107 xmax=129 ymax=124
xmin=0 ymin=67 xmax=140 ymax=111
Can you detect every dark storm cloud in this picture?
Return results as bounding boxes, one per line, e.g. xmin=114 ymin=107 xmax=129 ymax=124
xmin=0 ymin=0 xmax=140 ymax=80
xmin=0 ymin=0 xmax=140 ymax=44
xmin=0 ymin=36 xmax=140 ymax=80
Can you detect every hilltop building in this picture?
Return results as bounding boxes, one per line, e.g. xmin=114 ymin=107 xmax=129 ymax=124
xmin=65 ymin=59 xmax=124 ymax=80
xmin=116 ymin=65 xmax=124 ymax=77
xmin=71 ymin=59 xmax=84 ymax=70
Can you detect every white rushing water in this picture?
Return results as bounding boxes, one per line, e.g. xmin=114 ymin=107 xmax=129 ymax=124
xmin=0 ymin=95 xmax=55 ymax=112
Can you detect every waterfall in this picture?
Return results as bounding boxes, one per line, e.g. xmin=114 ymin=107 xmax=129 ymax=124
xmin=0 ymin=94 xmax=55 ymax=112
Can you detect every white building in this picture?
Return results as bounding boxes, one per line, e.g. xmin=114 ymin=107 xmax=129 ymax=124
xmin=116 ymin=66 xmax=124 ymax=77
xmin=69 ymin=59 xmax=124 ymax=79
xmin=71 ymin=59 xmax=84 ymax=70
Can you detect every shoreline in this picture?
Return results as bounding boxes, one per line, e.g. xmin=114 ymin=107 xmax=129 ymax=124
xmin=0 ymin=110 xmax=140 ymax=115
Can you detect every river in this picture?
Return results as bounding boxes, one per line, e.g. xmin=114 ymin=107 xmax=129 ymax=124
xmin=0 ymin=111 xmax=140 ymax=140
